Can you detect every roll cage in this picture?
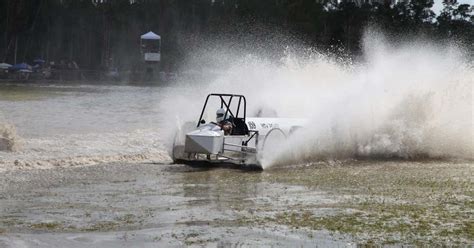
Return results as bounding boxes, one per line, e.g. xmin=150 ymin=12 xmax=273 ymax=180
xmin=197 ymin=93 xmax=249 ymax=135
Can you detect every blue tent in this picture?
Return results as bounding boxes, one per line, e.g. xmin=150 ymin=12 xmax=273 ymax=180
xmin=11 ymin=63 xmax=30 ymax=71
xmin=0 ymin=63 xmax=12 ymax=69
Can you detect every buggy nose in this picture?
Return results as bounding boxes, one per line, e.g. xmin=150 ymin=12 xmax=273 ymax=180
xmin=185 ymin=129 xmax=224 ymax=154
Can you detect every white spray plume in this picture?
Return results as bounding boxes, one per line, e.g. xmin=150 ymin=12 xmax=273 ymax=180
xmin=160 ymin=30 xmax=473 ymax=169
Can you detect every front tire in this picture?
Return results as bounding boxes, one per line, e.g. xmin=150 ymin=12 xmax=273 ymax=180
xmin=258 ymin=128 xmax=286 ymax=167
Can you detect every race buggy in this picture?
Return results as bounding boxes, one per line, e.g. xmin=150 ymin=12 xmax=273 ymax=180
xmin=171 ymin=93 xmax=306 ymax=169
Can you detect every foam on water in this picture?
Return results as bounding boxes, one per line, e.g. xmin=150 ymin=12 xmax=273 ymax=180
xmin=161 ymin=31 xmax=473 ymax=169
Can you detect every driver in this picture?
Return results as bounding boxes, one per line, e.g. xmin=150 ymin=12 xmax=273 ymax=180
xmin=216 ymin=108 xmax=233 ymax=135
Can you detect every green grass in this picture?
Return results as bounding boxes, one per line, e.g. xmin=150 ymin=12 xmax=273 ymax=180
xmin=30 ymin=222 xmax=63 ymax=230
xmin=199 ymin=161 xmax=473 ymax=245
xmin=80 ymin=221 xmax=119 ymax=232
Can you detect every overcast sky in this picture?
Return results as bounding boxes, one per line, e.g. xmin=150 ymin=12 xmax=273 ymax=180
xmin=432 ymin=0 xmax=473 ymax=14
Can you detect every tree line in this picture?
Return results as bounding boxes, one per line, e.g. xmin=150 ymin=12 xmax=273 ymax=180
xmin=1 ymin=0 xmax=472 ymax=71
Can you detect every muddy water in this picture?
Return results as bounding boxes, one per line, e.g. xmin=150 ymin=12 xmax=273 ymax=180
xmin=0 ymin=83 xmax=472 ymax=247
xmin=0 ymin=160 xmax=472 ymax=247
xmin=0 ymin=162 xmax=351 ymax=247
xmin=0 ymin=83 xmax=170 ymax=170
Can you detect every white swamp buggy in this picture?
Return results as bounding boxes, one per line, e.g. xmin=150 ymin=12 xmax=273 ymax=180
xmin=172 ymin=94 xmax=306 ymax=169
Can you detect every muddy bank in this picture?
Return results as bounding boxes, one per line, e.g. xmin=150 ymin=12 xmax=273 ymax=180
xmin=0 ymin=160 xmax=472 ymax=247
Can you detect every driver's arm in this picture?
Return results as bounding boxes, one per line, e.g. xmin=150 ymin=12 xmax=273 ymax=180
xmin=221 ymin=121 xmax=233 ymax=135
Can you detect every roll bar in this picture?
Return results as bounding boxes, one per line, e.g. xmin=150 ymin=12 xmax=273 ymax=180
xmin=197 ymin=93 xmax=247 ymax=127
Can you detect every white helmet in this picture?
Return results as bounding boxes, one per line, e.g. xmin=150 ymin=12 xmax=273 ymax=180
xmin=216 ymin=108 xmax=225 ymax=122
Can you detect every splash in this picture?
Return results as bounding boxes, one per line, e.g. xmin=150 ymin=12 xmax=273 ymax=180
xmin=162 ymin=31 xmax=473 ymax=168
xmin=0 ymin=122 xmax=20 ymax=152
xmin=0 ymin=112 xmax=21 ymax=152
xmin=0 ymin=129 xmax=170 ymax=172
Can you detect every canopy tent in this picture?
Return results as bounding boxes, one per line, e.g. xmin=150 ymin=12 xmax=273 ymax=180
xmin=33 ymin=59 xmax=46 ymax=64
xmin=11 ymin=63 xmax=31 ymax=71
xmin=140 ymin=31 xmax=161 ymax=40
xmin=0 ymin=63 xmax=12 ymax=69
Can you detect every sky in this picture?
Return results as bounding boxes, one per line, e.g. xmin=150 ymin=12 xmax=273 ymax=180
xmin=432 ymin=0 xmax=474 ymax=14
